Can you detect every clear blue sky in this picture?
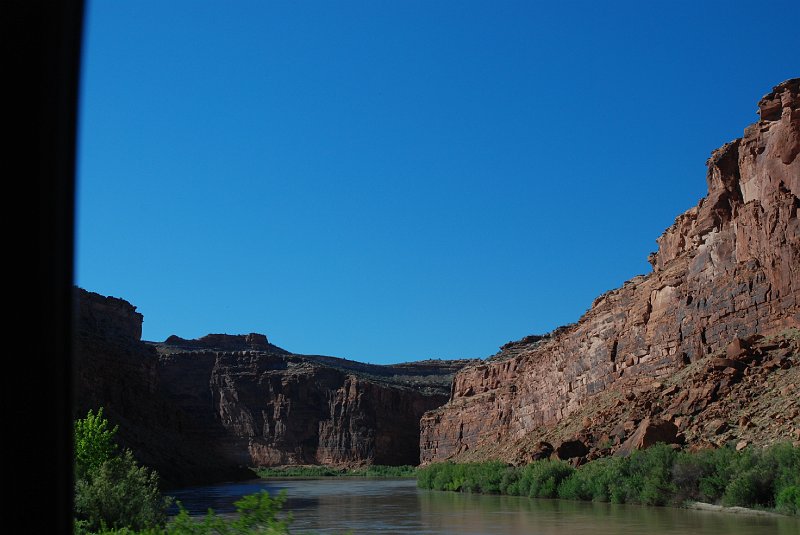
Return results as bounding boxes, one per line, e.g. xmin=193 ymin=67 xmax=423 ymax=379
xmin=76 ymin=0 xmax=798 ymax=364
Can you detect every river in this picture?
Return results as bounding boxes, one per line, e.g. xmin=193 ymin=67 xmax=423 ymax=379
xmin=168 ymin=478 xmax=798 ymax=534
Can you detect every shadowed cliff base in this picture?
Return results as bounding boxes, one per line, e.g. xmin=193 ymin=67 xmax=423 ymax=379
xmin=420 ymin=78 xmax=800 ymax=466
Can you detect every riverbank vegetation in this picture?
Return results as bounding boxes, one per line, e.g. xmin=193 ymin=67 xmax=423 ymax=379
xmin=74 ymin=409 xmax=293 ymax=534
xmin=75 ymin=491 xmax=293 ymax=534
xmin=74 ymin=408 xmax=170 ymax=532
xmin=255 ymin=464 xmax=416 ymax=478
xmin=417 ymin=442 xmax=800 ymax=515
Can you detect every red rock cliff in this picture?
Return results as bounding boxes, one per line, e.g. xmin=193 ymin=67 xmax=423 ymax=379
xmin=420 ymin=79 xmax=800 ymax=463
xmin=74 ymin=289 xmax=252 ymax=486
xmin=74 ymin=288 xmax=472 ymax=483
xmin=154 ymin=343 xmax=468 ymax=468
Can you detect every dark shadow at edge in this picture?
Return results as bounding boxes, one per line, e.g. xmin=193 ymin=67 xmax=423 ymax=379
xmin=9 ymin=1 xmax=84 ymax=532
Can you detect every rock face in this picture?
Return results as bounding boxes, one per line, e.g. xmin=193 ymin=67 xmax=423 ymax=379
xmin=154 ymin=341 xmax=469 ymax=468
xmin=74 ymin=288 xmax=473 ymax=484
xmin=420 ymin=79 xmax=800 ymax=464
xmin=74 ymin=289 xmax=251 ymax=486
xmin=162 ymin=333 xmax=279 ymax=352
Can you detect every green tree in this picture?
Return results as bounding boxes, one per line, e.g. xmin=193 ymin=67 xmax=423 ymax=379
xmin=75 ymin=450 xmax=170 ymax=532
xmin=75 ymin=407 xmax=119 ymax=480
xmin=74 ymin=408 xmax=170 ymax=532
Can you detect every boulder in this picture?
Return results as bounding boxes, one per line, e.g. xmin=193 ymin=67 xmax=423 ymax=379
xmin=614 ymin=417 xmax=680 ymax=457
xmin=726 ymin=337 xmax=751 ymax=361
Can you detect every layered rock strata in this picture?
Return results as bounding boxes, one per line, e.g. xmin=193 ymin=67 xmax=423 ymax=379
xmin=74 ymin=288 xmax=472 ymax=484
xmin=420 ymin=78 xmax=800 ymax=464
xmin=153 ymin=340 xmax=470 ymax=467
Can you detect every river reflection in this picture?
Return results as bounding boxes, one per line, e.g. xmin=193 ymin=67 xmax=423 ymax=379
xmin=168 ymin=478 xmax=798 ymax=534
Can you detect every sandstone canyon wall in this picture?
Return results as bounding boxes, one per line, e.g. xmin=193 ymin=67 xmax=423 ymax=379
xmin=420 ymin=78 xmax=800 ymax=464
xmin=74 ymin=288 xmax=472 ymax=485
xmin=74 ymin=289 xmax=251 ymax=486
xmin=153 ymin=340 xmax=468 ymax=468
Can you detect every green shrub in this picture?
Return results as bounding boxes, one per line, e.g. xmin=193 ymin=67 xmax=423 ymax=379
xmin=499 ymin=466 xmax=521 ymax=495
xmin=74 ymin=490 xmax=292 ymax=534
xmin=766 ymin=441 xmax=800 ymax=498
xmin=255 ymin=464 xmax=416 ymax=479
xmin=360 ymin=465 xmax=416 ymax=478
xmin=518 ymin=460 xmax=574 ymax=499
xmin=74 ymin=408 xmax=170 ymax=533
xmin=621 ymin=444 xmax=678 ymax=506
xmin=416 ymin=463 xmax=436 ymax=489
xmin=417 ymin=461 xmax=510 ymax=493
xmin=723 ymin=467 xmax=770 ymax=507
xmin=223 ymin=490 xmax=292 ymax=534
xmin=670 ymin=445 xmax=746 ymax=503
xmin=256 ymin=465 xmax=340 ymax=478
xmin=415 ymin=442 xmax=800 ymax=515
xmin=75 ymin=450 xmax=171 ymax=532
xmin=547 ymin=444 xmax=679 ymax=506
xmin=432 ymin=465 xmax=455 ymax=491
xmin=775 ymin=485 xmax=800 ymax=516
xmin=721 ymin=442 xmax=800 ymax=509
xmin=474 ymin=461 xmax=508 ymax=494
xmin=72 ymin=408 xmax=306 ymax=533
xmin=558 ymin=457 xmax=619 ymax=502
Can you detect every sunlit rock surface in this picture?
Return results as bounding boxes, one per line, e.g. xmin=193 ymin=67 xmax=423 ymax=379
xmin=420 ymin=79 xmax=799 ymax=464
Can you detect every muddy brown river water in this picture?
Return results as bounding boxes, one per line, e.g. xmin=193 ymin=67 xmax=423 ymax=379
xmin=168 ymin=478 xmax=798 ymax=534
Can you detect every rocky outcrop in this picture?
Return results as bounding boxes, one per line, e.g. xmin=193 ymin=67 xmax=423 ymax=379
xmin=420 ymin=79 xmax=800 ymax=464
xmin=614 ymin=417 xmax=680 ymax=458
xmin=561 ymin=332 xmax=797 ymax=461
xmin=153 ymin=341 xmax=469 ymax=468
xmin=162 ymin=333 xmax=282 ymax=352
xmin=74 ymin=289 xmax=251 ymax=486
xmin=74 ymin=288 xmax=472 ymax=484
xmin=77 ymin=291 xmax=143 ymax=342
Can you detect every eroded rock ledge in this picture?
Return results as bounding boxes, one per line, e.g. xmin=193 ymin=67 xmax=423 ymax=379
xmin=420 ymin=78 xmax=800 ymax=464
